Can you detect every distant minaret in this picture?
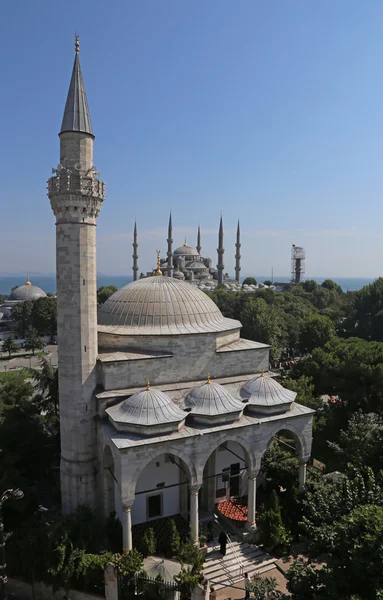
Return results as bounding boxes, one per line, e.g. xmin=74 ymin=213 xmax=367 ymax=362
xmin=235 ymin=220 xmax=241 ymax=284
xmin=132 ymin=221 xmax=138 ymax=281
xmin=197 ymin=224 xmax=201 ymax=255
xmin=217 ymin=215 xmax=224 ymax=286
xmin=167 ymin=212 xmax=173 ymax=277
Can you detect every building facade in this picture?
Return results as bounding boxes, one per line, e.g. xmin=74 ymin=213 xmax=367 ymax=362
xmin=48 ymin=41 xmax=313 ymax=551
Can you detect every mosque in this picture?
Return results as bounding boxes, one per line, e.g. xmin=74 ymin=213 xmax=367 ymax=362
xmin=47 ymin=39 xmax=313 ymax=551
xmin=0 ymin=277 xmax=47 ymax=331
xmin=135 ymin=215 xmax=243 ymax=292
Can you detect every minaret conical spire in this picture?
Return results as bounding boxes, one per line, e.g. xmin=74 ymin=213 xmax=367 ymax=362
xmin=217 ymin=214 xmax=225 ymax=286
xmin=60 ymin=35 xmax=94 ymax=137
xmin=197 ymin=224 xmax=201 ymax=255
xmin=167 ymin=212 xmax=174 ymax=277
xmin=133 ymin=221 xmax=139 ymax=281
xmin=235 ymin=219 xmax=241 ymax=284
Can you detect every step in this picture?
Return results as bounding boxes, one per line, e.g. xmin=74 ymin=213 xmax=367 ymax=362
xmin=204 ymin=544 xmax=262 ymax=565
xmin=203 ymin=548 xmax=267 ymax=575
xmin=205 ymin=557 xmax=278 ymax=590
xmin=204 ymin=555 xmax=273 ymax=581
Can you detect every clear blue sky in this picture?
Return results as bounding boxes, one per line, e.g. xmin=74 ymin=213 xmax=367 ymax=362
xmin=1 ymin=0 xmax=383 ymax=277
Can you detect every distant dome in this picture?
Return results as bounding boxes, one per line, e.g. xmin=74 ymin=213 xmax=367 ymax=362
xmin=106 ymin=384 xmax=186 ymax=435
xmin=173 ymin=269 xmax=185 ymax=280
xmin=185 ymin=377 xmax=244 ymax=424
xmin=187 ymin=261 xmax=207 ymax=270
xmin=98 ymin=275 xmax=239 ymax=335
xmin=174 ymin=242 xmax=199 ymax=256
xmin=9 ymin=278 xmax=47 ymax=302
xmin=241 ymin=373 xmax=296 ymax=415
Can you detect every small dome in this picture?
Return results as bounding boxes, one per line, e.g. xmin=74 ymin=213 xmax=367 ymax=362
xmin=98 ymin=275 xmax=239 ymax=335
xmin=185 ymin=377 xmax=244 ymax=424
xmin=173 ymin=269 xmax=185 ymax=280
xmin=174 ymin=242 xmax=199 ymax=256
xmin=106 ymin=384 xmax=186 ymax=435
xmin=241 ymin=373 xmax=296 ymax=415
xmin=9 ymin=279 xmax=47 ymax=302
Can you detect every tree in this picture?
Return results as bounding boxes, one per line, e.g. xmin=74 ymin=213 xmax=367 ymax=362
xmin=97 ymin=285 xmax=117 ymax=306
xmin=248 ymin=575 xmax=280 ymax=599
xmin=0 ymin=294 xmax=8 ymax=304
xmin=261 ymin=442 xmax=299 ymax=491
xmin=31 ymin=296 xmax=57 ymax=339
xmin=263 ymin=280 xmax=273 ymax=286
xmin=142 ymin=527 xmax=156 ymax=557
xmin=26 ymin=355 xmax=59 ymax=420
xmin=11 ymin=300 xmax=33 ymax=336
xmin=241 ymin=297 xmax=283 ymax=359
xmin=350 ymin=278 xmax=383 ymax=341
xmin=301 ymin=280 xmax=319 ymax=293
xmin=283 ymin=376 xmax=321 ymax=410
xmin=286 ymin=559 xmax=320 ymax=600
xmin=298 ymin=314 xmax=335 ymax=353
xmin=327 ymin=411 xmax=383 ymax=474
xmin=2 ymin=336 xmax=19 ymax=358
xmin=166 ymin=518 xmax=181 ymax=556
xmin=174 ymin=567 xmax=200 ymax=600
xmin=24 ymin=327 xmax=43 ymax=355
xmin=258 ymin=490 xmax=290 ymax=552
xmin=243 ymin=277 xmax=257 ymax=286
xmin=321 ymin=279 xmax=343 ymax=295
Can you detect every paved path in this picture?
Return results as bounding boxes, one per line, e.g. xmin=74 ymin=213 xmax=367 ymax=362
xmin=0 ymin=345 xmax=58 ymax=371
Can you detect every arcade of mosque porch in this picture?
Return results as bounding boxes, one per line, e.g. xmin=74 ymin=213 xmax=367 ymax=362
xmin=103 ymin=434 xmax=309 ymax=552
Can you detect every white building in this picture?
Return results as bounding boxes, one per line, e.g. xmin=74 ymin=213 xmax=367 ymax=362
xmin=47 ymin=39 xmax=313 ymax=551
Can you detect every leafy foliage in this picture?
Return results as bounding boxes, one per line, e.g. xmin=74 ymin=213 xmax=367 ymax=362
xmin=1 ymin=335 xmax=19 ymax=357
xmin=174 ymin=567 xmax=201 ymax=600
xmin=243 ymin=277 xmax=257 ymax=286
xmin=97 ymin=285 xmax=118 ymax=306
xmin=142 ymin=527 xmax=156 ymax=557
xmin=24 ymin=327 xmax=44 ymax=355
xmin=248 ymin=574 xmax=280 ymax=599
xmin=298 ymin=314 xmax=335 ymax=353
xmin=25 ymin=355 xmax=59 ymax=420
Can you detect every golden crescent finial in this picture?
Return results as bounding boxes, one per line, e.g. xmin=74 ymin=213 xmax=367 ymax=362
xmin=146 ymin=379 xmax=150 ymax=391
xmin=75 ymin=33 xmax=80 ymax=55
xmin=155 ymin=250 xmax=162 ymax=276
xmin=207 ymin=373 xmax=211 ymax=384
xmin=261 ymin=368 xmax=265 ymax=377
xmin=183 ymin=237 xmax=187 ymax=246
xmin=26 ymin=275 xmax=31 ymax=286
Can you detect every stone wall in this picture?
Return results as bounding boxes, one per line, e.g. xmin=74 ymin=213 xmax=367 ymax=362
xmin=98 ymin=333 xmax=269 ymax=391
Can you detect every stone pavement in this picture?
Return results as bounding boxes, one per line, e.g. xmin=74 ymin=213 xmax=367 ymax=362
xmin=213 ymin=567 xmax=288 ymax=599
xmin=0 ymin=345 xmax=58 ymax=371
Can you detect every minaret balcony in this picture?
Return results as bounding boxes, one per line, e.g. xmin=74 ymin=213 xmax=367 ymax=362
xmin=47 ymin=172 xmax=106 ymax=201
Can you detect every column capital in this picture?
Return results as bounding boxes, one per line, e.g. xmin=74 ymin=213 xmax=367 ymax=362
xmin=247 ymin=469 xmax=259 ymax=479
xmin=190 ymin=484 xmax=201 ymax=495
xmin=122 ymin=499 xmax=134 ymax=511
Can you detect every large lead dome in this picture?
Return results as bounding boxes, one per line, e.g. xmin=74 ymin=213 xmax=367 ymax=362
xmin=98 ymin=275 xmax=239 ymax=335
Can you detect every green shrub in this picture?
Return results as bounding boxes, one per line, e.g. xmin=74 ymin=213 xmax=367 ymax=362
xmin=167 ymin=518 xmax=181 ymax=556
xmin=142 ymin=527 xmax=156 ymax=557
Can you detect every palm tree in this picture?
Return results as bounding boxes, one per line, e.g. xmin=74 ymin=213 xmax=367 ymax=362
xmin=26 ymin=355 xmax=59 ymax=420
xmin=2 ymin=335 xmax=19 ymax=358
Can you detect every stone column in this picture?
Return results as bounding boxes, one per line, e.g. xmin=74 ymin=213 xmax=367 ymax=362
xmin=246 ymin=471 xmax=257 ymax=531
xmin=104 ymin=563 xmax=118 ymax=600
xmin=122 ymin=502 xmax=133 ymax=551
xmin=190 ymin=485 xmax=201 ymax=546
xmin=299 ymin=462 xmax=307 ymax=492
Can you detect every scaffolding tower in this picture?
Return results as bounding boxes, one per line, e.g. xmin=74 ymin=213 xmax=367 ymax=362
xmin=291 ymin=245 xmax=305 ymax=284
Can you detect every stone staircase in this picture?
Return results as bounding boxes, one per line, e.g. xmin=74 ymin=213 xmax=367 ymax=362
xmin=202 ymin=533 xmax=277 ymax=591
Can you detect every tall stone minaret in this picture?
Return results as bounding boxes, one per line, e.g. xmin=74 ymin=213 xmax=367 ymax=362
xmin=217 ymin=215 xmax=224 ymax=286
xmin=47 ymin=37 xmax=105 ymax=514
xmin=197 ymin=224 xmax=201 ymax=255
xmin=235 ymin=220 xmax=241 ymax=284
xmin=167 ymin=212 xmax=173 ymax=277
xmin=133 ymin=221 xmax=138 ymax=281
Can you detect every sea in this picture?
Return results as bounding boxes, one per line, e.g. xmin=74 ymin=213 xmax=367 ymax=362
xmin=0 ymin=275 xmax=378 ymax=295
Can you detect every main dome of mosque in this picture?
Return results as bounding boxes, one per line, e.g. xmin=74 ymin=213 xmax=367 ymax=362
xmin=98 ymin=275 xmax=240 ymax=335
xmin=173 ymin=242 xmax=199 ymax=256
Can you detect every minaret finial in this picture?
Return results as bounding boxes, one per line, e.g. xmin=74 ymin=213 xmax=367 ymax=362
xmin=261 ymin=368 xmax=264 ymax=377
xmin=184 ymin=237 xmax=187 ymax=246
xmin=197 ymin=224 xmax=201 ymax=255
xmin=207 ymin=373 xmax=211 ymax=384
xmin=155 ymin=250 xmax=162 ymax=276
xmin=146 ymin=379 xmax=150 ymax=390
xmin=75 ymin=33 xmax=79 ymax=55
xmin=26 ymin=275 xmax=31 ymax=286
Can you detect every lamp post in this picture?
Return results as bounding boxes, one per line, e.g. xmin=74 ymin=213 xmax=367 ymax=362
xmin=0 ymin=489 xmax=24 ymax=600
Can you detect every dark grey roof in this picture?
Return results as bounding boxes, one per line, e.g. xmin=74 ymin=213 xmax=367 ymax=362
xmin=60 ymin=54 xmax=93 ymax=136
xmin=174 ymin=243 xmax=198 ymax=256
xmin=9 ymin=282 xmax=47 ymax=302
xmin=98 ymin=275 xmax=240 ymax=335
xmin=185 ymin=381 xmax=244 ymax=416
xmin=240 ymin=374 xmax=296 ymax=406
xmin=106 ymin=388 xmax=186 ymax=426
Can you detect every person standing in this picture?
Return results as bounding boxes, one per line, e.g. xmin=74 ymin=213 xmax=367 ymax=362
xmin=244 ymin=572 xmax=250 ymax=600
xmin=218 ymin=531 xmax=227 ymax=557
